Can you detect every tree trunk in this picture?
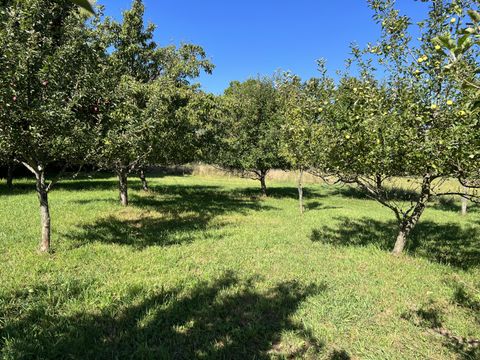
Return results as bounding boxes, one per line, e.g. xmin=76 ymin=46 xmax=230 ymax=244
xmin=118 ymin=170 xmax=129 ymax=206
xmin=35 ymin=170 xmax=51 ymax=253
xmin=259 ymin=170 xmax=268 ymax=197
xmin=140 ymin=169 xmax=149 ymax=191
xmin=298 ymin=168 xmax=304 ymax=214
xmin=392 ymin=174 xmax=432 ymax=255
xmin=392 ymin=223 xmax=409 ymax=255
xmin=461 ymin=186 xmax=468 ymax=216
xmin=6 ymin=162 xmax=14 ymax=190
xmin=375 ymin=173 xmax=382 ymax=189
xmin=392 ymin=213 xmax=425 ymax=256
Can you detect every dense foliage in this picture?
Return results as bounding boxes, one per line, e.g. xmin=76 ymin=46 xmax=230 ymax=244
xmin=310 ymin=0 xmax=480 ymax=253
xmin=0 ymin=0 xmax=213 ymax=249
xmin=0 ymin=0 xmax=106 ymax=251
xmin=214 ymin=77 xmax=286 ymax=196
xmin=0 ymin=0 xmax=479 ymax=257
xmin=94 ymin=0 xmax=212 ymax=206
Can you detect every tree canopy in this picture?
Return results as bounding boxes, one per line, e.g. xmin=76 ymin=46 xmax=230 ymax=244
xmin=214 ymin=77 xmax=286 ymax=196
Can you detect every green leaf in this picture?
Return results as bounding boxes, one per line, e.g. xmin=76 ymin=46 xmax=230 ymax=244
xmin=70 ymin=0 xmax=94 ymax=15
xmin=472 ymin=100 xmax=480 ymax=111
xmin=457 ymin=34 xmax=470 ymax=49
xmin=433 ymin=35 xmax=454 ymax=50
xmin=460 ymin=27 xmax=476 ymax=35
xmin=467 ymin=9 xmax=480 ymax=24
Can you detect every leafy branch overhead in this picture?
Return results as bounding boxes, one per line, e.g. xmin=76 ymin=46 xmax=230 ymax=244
xmin=70 ymin=0 xmax=94 ymax=14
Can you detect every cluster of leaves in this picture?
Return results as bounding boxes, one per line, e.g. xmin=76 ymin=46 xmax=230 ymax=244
xmin=93 ymin=0 xmax=213 ymax=184
xmin=277 ymin=61 xmax=335 ymax=173
xmin=0 ymin=0 xmax=103 ymax=176
xmin=213 ymin=77 xmax=286 ymax=187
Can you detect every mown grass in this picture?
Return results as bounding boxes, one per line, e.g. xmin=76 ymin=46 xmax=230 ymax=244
xmin=0 ymin=174 xmax=479 ymax=359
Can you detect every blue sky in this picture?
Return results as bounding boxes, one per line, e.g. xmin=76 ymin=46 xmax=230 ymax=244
xmin=97 ymin=0 xmax=429 ymax=94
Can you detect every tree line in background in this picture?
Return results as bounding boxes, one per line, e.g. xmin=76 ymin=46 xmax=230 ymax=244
xmin=0 ymin=0 xmax=479 ymax=256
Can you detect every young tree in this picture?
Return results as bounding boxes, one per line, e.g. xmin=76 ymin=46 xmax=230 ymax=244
xmin=95 ymin=77 xmax=154 ymax=206
xmin=278 ymin=64 xmax=334 ymax=213
xmin=95 ymin=0 xmax=213 ymax=205
xmin=321 ymin=0 xmax=480 ymax=255
xmin=0 ymin=0 xmax=105 ymax=252
xmin=216 ymin=77 xmax=286 ymax=196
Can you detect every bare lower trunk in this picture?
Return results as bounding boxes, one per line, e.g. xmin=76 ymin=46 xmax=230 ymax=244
xmin=6 ymin=162 xmax=13 ymax=190
xmin=140 ymin=169 xmax=148 ymax=191
xmin=35 ymin=171 xmax=51 ymax=253
xmin=259 ymin=170 xmax=267 ymax=197
xmin=393 ymin=223 xmax=409 ymax=255
xmin=392 ymin=173 xmax=432 ymax=255
xmin=298 ymin=168 xmax=304 ymax=214
xmin=393 ymin=215 xmax=423 ymax=256
xmin=118 ymin=170 xmax=128 ymax=206
xmin=375 ymin=173 xmax=382 ymax=189
xmin=461 ymin=186 xmax=468 ymax=216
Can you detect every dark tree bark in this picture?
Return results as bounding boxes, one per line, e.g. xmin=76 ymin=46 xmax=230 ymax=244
xmin=35 ymin=168 xmax=51 ymax=253
xmin=298 ymin=168 xmax=304 ymax=214
xmin=375 ymin=173 xmax=382 ymax=189
xmin=139 ymin=169 xmax=148 ymax=191
xmin=392 ymin=174 xmax=432 ymax=255
xmin=461 ymin=186 xmax=468 ymax=216
xmin=117 ymin=169 xmax=129 ymax=206
xmin=259 ymin=169 xmax=268 ymax=197
xmin=6 ymin=162 xmax=14 ymax=190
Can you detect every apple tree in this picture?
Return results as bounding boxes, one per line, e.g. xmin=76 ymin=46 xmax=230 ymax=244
xmin=215 ymin=77 xmax=286 ymax=196
xmin=278 ymin=64 xmax=334 ymax=212
xmin=94 ymin=0 xmax=213 ymax=204
xmin=321 ymin=0 xmax=480 ymax=255
xmin=0 ymin=0 xmax=106 ymax=252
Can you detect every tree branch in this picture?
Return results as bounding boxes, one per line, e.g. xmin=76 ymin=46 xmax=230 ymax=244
xmin=46 ymin=163 xmax=69 ymax=193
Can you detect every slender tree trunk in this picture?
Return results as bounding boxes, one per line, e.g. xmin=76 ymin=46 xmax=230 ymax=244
xmin=393 ymin=222 xmax=409 ymax=255
xmin=298 ymin=168 xmax=304 ymax=214
xmin=35 ymin=170 xmax=51 ymax=253
xmin=259 ymin=169 xmax=268 ymax=197
xmin=375 ymin=173 xmax=382 ymax=189
xmin=392 ymin=174 xmax=432 ymax=255
xmin=140 ymin=169 xmax=148 ymax=191
xmin=6 ymin=162 xmax=14 ymax=190
xmin=117 ymin=169 xmax=128 ymax=206
xmin=461 ymin=186 xmax=468 ymax=216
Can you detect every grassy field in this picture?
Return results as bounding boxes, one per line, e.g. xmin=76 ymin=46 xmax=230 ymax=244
xmin=0 ymin=174 xmax=479 ymax=359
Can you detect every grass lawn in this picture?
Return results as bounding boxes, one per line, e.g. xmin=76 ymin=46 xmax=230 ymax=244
xmin=0 ymin=174 xmax=479 ymax=359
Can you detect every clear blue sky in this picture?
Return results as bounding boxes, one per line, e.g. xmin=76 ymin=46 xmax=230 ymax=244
xmin=97 ymin=0 xmax=429 ymax=94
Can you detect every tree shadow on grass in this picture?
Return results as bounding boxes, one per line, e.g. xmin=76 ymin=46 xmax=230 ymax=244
xmin=431 ymin=196 xmax=480 ymax=214
xmin=67 ymin=185 xmax=275 ymax=249
xmin=310 ymin=217 xmax=480 ymax=270
xmin=333 ymin=185 xmax=420 ymax=202
xmin=0 ymin=272 xmax=328 ymax=359
xmin=401 ymin=280 xmax=480 ymax=360
xmin=333 ymin=185 xmax=480 ymax=215
xmin=0 ymin=172 xmax=170 ymax=196
xmin=227 ymin=185 xmax=326 ymax=200
xmin=305 ymin=200 xmax=342 ymax=212
xmin=0 ymin=178 xmax=119 ymax=196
